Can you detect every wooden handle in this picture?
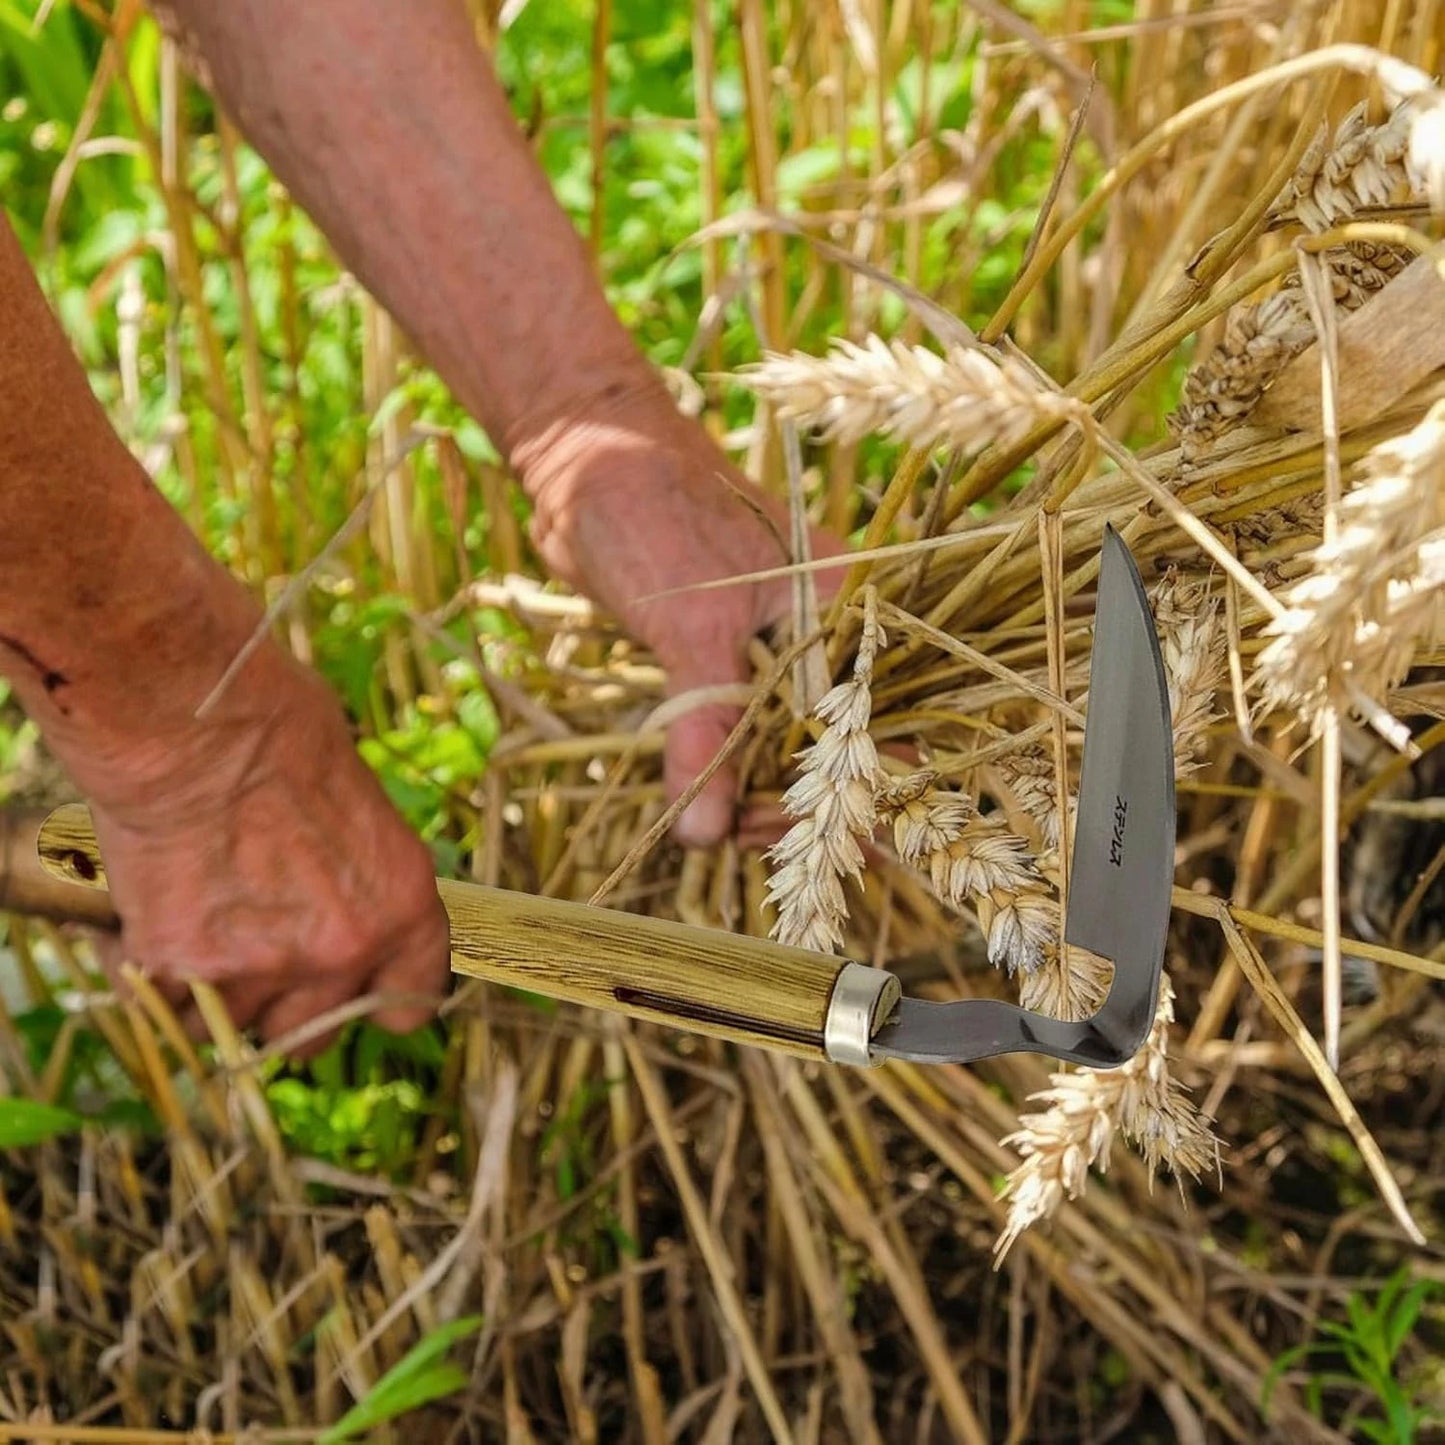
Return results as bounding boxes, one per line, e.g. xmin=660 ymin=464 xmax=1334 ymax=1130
xmin=23 ymin=803 xmax=871 ymax=1060
xmin=437 ymin=879 xmax=858 ymax=1057
xmin=0 ymin=805 xmax=120 ymax=929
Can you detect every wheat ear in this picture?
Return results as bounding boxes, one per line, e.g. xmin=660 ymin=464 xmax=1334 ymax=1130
xmin=994 ymin=975 xmax=1220 ymax=1260
xmin=1153 ymin=571 xmax=1226 ymax=776
xmin=1255 ymin=398 xmax=1445 ymax=734
xmin=735 ymin=334 xmax=1088 ymax=457
xmin=1169 ymin=90 xmax=1445 ymax=465
xmin=886 ymin=785 xmax=1057 ymax=977
xmin=1270 ymin=96 xmax=1439 ymax=232
xmin=765 ymin=591 xmax=888 ymax=953
xmin=1169 ymin=242 xmax=1408 ymax=463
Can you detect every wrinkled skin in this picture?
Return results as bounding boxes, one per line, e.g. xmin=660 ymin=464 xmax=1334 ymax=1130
xmin=72 ymin=635 xmax=451 ymax=1058
xmin=525 ymin=409 xmax=849 ymax=847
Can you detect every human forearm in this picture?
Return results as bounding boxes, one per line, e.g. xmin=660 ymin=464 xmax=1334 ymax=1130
xmin=147 ymin=0 xmax=850 ymax=850
xmin=0 ymin=219 xmax=449 ymax=1041
xmin=0 ymin=216 xmax=292 ymax=805
xmin=158 ymin=0 xmax=677 ymax=492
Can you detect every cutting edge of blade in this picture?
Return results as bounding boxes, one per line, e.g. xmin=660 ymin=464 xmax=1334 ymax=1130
xmin=1062 ymin=523 xmax=1176 ymax=990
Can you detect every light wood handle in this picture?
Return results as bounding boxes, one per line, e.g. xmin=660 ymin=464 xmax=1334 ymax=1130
xmin=437 ymin=879 xmax=854 ymax=1057
xmin=0 ymin=805 xmax=120 ymax=928
xmin=23 ymin=803 xmax=870 ymax=1060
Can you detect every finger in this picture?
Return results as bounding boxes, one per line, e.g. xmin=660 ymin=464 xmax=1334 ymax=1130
xmin=254 ymin=981 xmax=356 ymax=1061
xmin=364 ymin=910 xmax=453 ymax=1037
xmin=665 ymin=699 xmax=745 ymax=848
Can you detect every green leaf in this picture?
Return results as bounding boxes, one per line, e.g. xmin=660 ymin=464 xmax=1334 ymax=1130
xmin=1380 ymin=1381 xmax=1417 ymax=1445
xmin=1346 ymin=1292 xmax=1376 ymax=1344
xmin=0 ymin=1098 xmax=84 ymax=1147
xmin=1260 ymin=1342 xmax=1321 ymax=1416
xmin=775 ymin=143 xmax=852 ymax=202
xmin=367 ymin=379 xmax=415 ymax=438
xmin=1385 ymin=1282 xmax=1428 ymax=1358
xmin=457 ymin=688 xmax=500 ymax=756
xmin=453 ymin=419 xmax=497 ymax=463
xmin=318 ymin=1315 xmax=483 ymax=1443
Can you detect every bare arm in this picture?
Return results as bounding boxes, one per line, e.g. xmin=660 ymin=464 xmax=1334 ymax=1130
xmin=0 ymin=214 xmax=449 ymax=1047
xmin=158 ymin=0 xmax=845 ymax=845
xmin=0 ymin=216 xmax=257 ymax=789
xmin=156 ymin=0 xmax=674 ymax=492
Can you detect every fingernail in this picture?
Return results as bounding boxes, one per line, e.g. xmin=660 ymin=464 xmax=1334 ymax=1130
xmin=674 ymin=792 xmax=732 ymax=848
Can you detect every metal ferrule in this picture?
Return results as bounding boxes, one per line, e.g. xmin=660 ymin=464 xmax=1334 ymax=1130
xmin=823 ymin=962 xmax=903 ymax=1067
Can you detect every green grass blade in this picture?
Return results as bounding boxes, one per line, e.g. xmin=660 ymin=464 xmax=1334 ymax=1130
xmin=0 ymin=1098 xmax=84 ymax=1146
xmin=317 ymin=1315 xmax=483 ymax=1444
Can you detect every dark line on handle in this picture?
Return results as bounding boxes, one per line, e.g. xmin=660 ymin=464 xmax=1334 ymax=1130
xmin=612 ymin=987 xmax=823 ymax=1049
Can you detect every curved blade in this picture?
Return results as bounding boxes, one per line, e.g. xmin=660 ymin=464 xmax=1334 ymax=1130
xmin=869 ymin=524 xmax=1175 ymax=1068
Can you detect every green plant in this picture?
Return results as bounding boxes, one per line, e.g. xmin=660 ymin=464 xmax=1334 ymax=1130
xmin=7 ymin=1000 xmax=158 ymax=1131
xmin=0 ymin=1096 xmax=83 ymax=1146
xmin=266 ymin=1020 xmax=450 ymax=1176
xmin=317 ymin=1312 xmax=483 ymax=1443
xmin=1263 ymin=1269 xmax=1444 ymax=1443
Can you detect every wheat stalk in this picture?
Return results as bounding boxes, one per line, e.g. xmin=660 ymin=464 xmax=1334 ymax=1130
xmin=765 ymin=591 xmax=888 ymax=953
xmin=994 ymin=975 xmax=1220 ymax=1261
xmin=734 ymin=334 xmax=1088 ymax=457
xmin=1254 ymin=398 xmax=1445 ymax=734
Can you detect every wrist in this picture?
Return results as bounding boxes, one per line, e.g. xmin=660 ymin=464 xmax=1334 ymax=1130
xmin=507 ymin=353 xmax=682 ymax=490
xmin=509 ymin=366 xmax=702 ymax=580
xmin=53 ymin=615 xmax=338 ymax=834
xmin=5 ymin=490 xmax=322 ymax=825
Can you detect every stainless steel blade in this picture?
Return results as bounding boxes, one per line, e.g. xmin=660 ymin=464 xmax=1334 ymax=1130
xmin=864 ymin=524 xmax=1174 ymax=1068
xmin=1059 ymin=522 xmax=1175 ymax=1053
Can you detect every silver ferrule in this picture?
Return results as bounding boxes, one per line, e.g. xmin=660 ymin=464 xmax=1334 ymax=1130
xmin=823 ymin=962 xmax=903 ymax=1067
